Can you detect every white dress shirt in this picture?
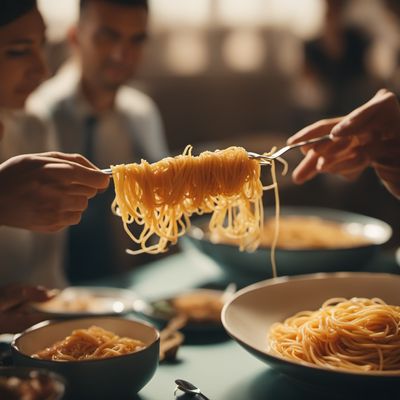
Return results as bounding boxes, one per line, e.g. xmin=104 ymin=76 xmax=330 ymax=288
xmin=0 ymin=110 xmax=66 ymax=288
xmin=27 ymin=62 xmax=169 ymax=280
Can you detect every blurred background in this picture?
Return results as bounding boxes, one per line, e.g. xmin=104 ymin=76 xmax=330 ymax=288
xmin=36 ymin=0 xmax=400 ymax=246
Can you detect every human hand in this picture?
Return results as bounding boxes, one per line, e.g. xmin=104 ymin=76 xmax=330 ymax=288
xmin=287 ymin=89 xmax=400 ymax=199
xmin=0 ymin=285 xmax=57 ymax=334
xmin=0 ymin=152 xmax=110 ymax=232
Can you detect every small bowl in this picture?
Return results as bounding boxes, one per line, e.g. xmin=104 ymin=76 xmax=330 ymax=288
xmin=134 ymin=289 xmax=227 ymax=332
xmin=186 ymin=207 xmax=392 ymax=284
xmin=0 ymin=367 xmax=66 ymax=399
xmin=11 ymin=317 xmax=160 ymax=400
xmin=222 ymin=272 xmax=400 ymax=391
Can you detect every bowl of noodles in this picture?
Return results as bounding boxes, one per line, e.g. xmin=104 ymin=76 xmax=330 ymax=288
xmin=11 ymin=317 xmax=160 ymax=400
xmin=222 ymin=272 xmax=400 ymax=391
xmin=186 ymin=207 xmax=392 ymax=283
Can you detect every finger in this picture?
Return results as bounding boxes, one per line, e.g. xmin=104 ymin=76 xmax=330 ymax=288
xmin=292 ymin=150 xmax=320 ymax=184
xmin=287 ymin=117 xmax=342 ymax=145
xmin=42 ymin=162 xmax=110 ymax=190
xmin=317 ymin=151 xmax=369 ymax=178
xmin=42 ymin=211 xmax=83 ymax=232
xmin=312 ymin=136 xmax=353 ymax=155
xmin=330 ymin=90 xmax=398 ymax=139
xmin=68 ymin=184 xmax=98 ymax=198
xmin=20 ymin=286 xmax=58 ymax=302
xmin=0 ymin=286 xmax=55 ymax=312
xmin=38 ymin=152 xmax=99 ymax=169
xmin=374 ymin=165 xmax=400 ymax=199
xmin=61 ymin=195 xmax=88 ymax=212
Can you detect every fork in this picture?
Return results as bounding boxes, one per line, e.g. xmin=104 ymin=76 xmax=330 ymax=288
xmin=247 ymin=134 xmax=331 ymax=164
xmin=101 ymin=135 xmax=331 ymax=174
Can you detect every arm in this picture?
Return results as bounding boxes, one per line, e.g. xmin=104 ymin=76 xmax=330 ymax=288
xmin=0 ymin=152 xmax=110 ymax=232
xmin=287 ymin=89 xmax=400 ymax=199
xmin=0 ymin=285 xmax=56 ymax=334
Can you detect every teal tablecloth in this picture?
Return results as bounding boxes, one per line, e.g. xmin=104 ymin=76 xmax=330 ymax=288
xmin=91 ymin=245 xmax=400 ymax=400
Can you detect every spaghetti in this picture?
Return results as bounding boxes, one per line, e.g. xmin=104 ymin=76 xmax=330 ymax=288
xmin=32 ymin=326 xmax=144 ymax=361
xmin=268 ymin=297 xmax=400 ymax=372
xmin=111 ymin=146 xmax=277 ymax=257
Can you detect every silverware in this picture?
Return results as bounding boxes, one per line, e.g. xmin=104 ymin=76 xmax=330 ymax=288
xmin=247 ymin=134 xmax=331 ymax=162
xmin=101 ymin=135 xmax=331 ymax=175
xmin=174 ymin=379 xmax=210 ymax=399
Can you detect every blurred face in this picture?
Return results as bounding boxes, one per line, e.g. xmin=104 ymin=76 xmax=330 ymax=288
xmin=76 ymin=1 xmax=148 ymax=91
xmin=0 ymin=8 xmax=47 ymax=109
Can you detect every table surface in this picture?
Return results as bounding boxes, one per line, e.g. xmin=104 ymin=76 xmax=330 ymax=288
xmin=90 ymin=242 xmax=400 ymax=400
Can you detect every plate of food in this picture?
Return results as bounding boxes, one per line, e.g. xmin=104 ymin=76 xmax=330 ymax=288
xmin=133 ymin=286 xmax=235 ymax=332
xmin=185 ymin=207 xmax=392 ymax=283
xmin=0 ymin=367 xmax=66 ymax=400
xmin=222 ymin=272 xmax=400 ymax=391
xmin=32 ymin=286 xmax=139 ymax=317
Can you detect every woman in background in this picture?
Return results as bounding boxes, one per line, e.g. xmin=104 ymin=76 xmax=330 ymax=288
xmin=0 ymin=0 xmax=109 ymax=333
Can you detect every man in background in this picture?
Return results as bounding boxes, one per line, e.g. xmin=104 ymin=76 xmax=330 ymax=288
xmin=29 ymin=0 xmax=169 ymax=283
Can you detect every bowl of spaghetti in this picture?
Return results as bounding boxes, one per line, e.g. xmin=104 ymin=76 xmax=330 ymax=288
xmin=222 ymin=272 xmax=400 ymax=390
xmin=186 ymin=207 xmax=392 ymax=283
xmin=11 ymin=317 xmax=160 ymax=400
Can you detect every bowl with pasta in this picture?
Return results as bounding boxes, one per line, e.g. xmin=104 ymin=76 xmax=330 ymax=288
xmin=186 ymin=206 xmax=392 ymax=283
xmin=222 ymin=272 xmax=400 ymax=391
xmin=11 ymin=317 xmax=160 ymax=400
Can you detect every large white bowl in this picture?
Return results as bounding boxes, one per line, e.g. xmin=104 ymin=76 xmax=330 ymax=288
xmin=186 ymin=207 xmax=392 ymax=284
xmin=222 ymin=272 xmax=400 ymax=390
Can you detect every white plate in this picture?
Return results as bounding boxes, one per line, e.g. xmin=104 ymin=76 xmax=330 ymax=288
xmin=33 ymin=286 xmax=139 ymax=317
xmin=222 ymin=272 xmax=400 ymax=389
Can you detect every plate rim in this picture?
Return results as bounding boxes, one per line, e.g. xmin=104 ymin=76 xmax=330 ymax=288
xmin=221 ymin=271 xmax=400 ymax=378
xmin=32 ymin=286 xmax=139 ymax=317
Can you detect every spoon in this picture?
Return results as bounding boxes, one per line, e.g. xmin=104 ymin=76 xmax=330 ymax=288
xmin=174 ymin=379 xmax=210 ymax=399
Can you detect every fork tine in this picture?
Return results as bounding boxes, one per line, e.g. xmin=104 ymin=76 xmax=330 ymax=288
xmin=248 ymin=134 xmax=331 ymax=161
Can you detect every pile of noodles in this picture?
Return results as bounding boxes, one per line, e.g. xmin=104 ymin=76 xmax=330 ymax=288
xmin=32 ymin=326 xmax=144 ymax=361
xmin=111 ymin=146 xmax=265 ymax=255
xmin=268 ymin=297 xmax=400 ymax=372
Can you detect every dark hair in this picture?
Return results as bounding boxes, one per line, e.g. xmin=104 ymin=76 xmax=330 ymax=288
xmin=0 ymin=0 xmax=37 ymax=27
xmin=80 ymin=0 xmax=148 ymax=12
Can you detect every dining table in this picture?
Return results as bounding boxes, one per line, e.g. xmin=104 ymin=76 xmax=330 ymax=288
xmin=86 ymin=241 xmax=400 ymax=400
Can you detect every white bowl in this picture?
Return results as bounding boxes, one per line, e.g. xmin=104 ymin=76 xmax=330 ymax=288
xmin=222 ymin=272 xmax=400 ymax=390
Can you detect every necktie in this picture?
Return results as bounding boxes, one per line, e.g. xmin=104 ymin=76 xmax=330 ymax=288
xmin=66 ymin=116 xmax=115 ymax=283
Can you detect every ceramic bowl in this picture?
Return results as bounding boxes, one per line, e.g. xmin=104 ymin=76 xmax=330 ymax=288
xmin=185 ymin=207 xmax=392 ymax=284
xmin=11 ymin=317 xmax=159 ymax=400
xmin=222 ymin=272 xmax=400 ymax=390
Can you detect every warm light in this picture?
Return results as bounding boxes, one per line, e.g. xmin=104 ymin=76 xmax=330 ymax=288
xmin=38 ymin=0 xmax=79 ymax=42
xmin=267 ymin=0 xmax=324 ymax=40
xmin=222 ymin=30 xmax=266 ymax=73
xmin=151 ymin=0 xmax=211 ymax=29
xmin=217 ymin=0 xmax=268 ymax=27
xmin=165 ymin=31 xmax=209 ymax=75
xmin=216 ymin=0 xmax=324 ymax=38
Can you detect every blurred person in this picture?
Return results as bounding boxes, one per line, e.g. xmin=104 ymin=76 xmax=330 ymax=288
xmin=288 ymin=89 xmax=400 ymax=200
xmin=298 ymin=0 xmax=376 ymax=117
xmin=0 ymin=0 xmax=110 ymax=288
xmin=28 ymin=0 xmax=169 ymax=283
